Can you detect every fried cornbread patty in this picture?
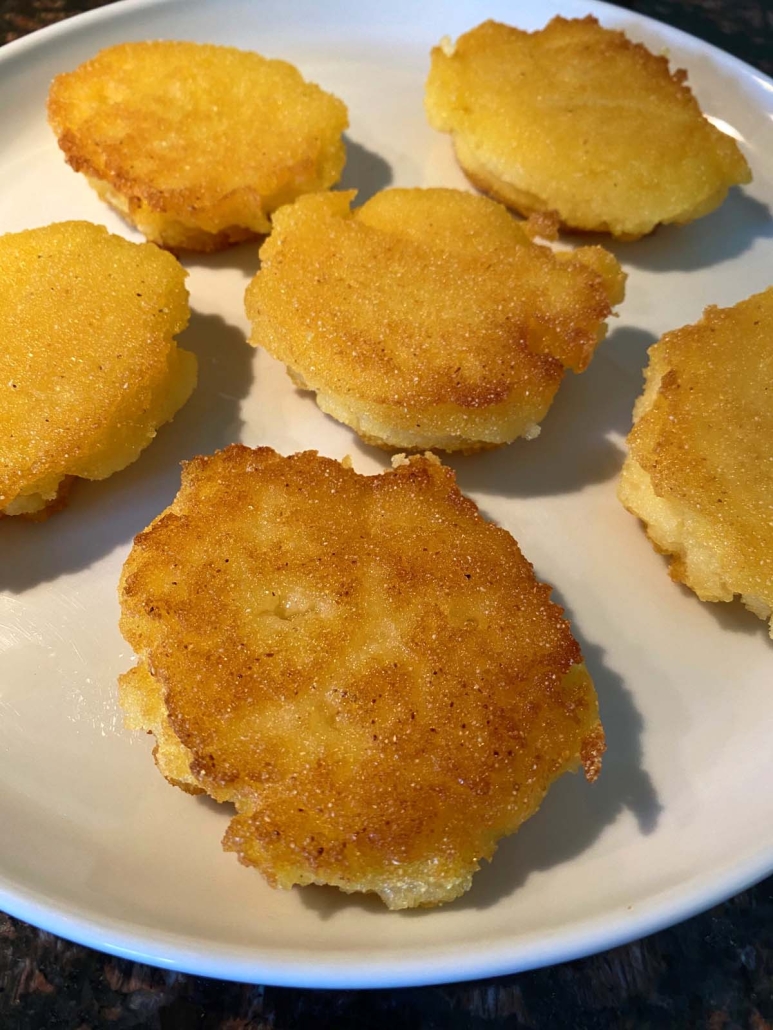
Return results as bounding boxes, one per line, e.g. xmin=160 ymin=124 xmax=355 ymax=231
xmin=619 ymin=287 xmax=773 ymax=633
xmin=425 ymin=17 xmax=751 ymax=240
xmin=119 ymin=445 xmax=604 ymax=909
xmin=0 ymin=222 xmax=195 ymax=518
xmin=48 ymin=42 xmax=348 ymax=252
xmin=245 ymin=188 xmax=625 ymax=452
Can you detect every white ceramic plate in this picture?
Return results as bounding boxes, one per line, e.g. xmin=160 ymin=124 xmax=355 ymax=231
xmin=1 ymin=0 xmax=772 ymax=990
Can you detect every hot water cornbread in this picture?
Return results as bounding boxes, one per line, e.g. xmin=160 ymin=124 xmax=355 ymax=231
xmin=48 ymin=42 xmax=348 ymax=252
xmin=119 ymin=446 xmax=605 ymax=909
xmin=425 ymin=17 xmax=751 ymax=239
xmin=0 ymin=222 xmax=195 ymax=519
xmin=619 ymin=287 xmax=773 ymax=634
xmin=245 ymin=188 xmax=625 ymax=452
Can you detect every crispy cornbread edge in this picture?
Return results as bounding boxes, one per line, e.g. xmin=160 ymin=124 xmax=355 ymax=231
xmin=618 ymin=347 xmax=773 ymax=637
xmin=453 ymin=135 xmax=747 ymax=242
xmin=248 ymin=190 xmax=626 ymax=453
xmin=426 ymin=18 xmax=752 ymax=240
xmin=47 ymin=43 xmax=350 ymax=253
xmin=0 ymin=230 xmax=196 ymax=517
xmin=88 ymin=178 xmax=265 ymax=253
xmin=117 ymin=447 xmax=606 ymax=908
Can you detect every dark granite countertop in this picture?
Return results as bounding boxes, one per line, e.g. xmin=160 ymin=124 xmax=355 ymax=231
xmin=1 ymin=1 xmax=772 ymax=1027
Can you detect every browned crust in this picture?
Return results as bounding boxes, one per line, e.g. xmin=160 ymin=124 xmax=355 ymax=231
xmin=87 ymin=176 xmax=263 ymax=253
xmin=428 ymin=15 xmax=751 ymax=239
xmin=119 ymin=444 xmax=604 ymax=908
xmin=620 ymin=287 xmax=773 ymax=628
xmin=357 ymin=430 xmax=509 ymax=455
xmin=457 ymin=147 xmax=646 ymax=242
xmin=0 ymin=476 xmax=75 ymax=521
xmin=246 ymin=189 xmax=624 ymax=452
xmin=47 ymin=42 xmax=348 ymax=250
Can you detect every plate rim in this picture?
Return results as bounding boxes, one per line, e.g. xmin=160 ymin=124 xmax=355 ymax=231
xmin=1 ymin=849 xmax=773 ymax=987
xmin=1 ymin=0 xmax=772 ymax=989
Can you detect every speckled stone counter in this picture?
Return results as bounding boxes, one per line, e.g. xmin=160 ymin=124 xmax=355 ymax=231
xmin=2 ymin=2 xmax=772 ymax=1027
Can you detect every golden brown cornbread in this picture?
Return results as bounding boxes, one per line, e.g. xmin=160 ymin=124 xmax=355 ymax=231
xmin=48 ymin=41 xmax=348 ymax=252
xmin=425 ymin=17 xmax=751 ymax=239
xmin=119 ymin=445 xmax=604 ymax=909
xmin=0 ymin=221 xmax=195 ymax=518
xmin=619 ymin=286 xmax=773 ymax=633
xmin=245 ymin=188 xmax=625 ymax=452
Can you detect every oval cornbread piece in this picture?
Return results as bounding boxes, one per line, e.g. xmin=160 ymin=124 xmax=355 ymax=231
xmin=119 ymin=445 xmax=605 ymax=910
xmin=245 ymin=188 xmax=625 ymax=452
xmin=48 ymin=42 xmax=349 ymax=252
xmin=425 ymin=17 xmax=751 ymax=240
xmin=619 ymin=287 xmax=773 ymax=634
xmin=0 ymin=221 xmax=195 ymax=519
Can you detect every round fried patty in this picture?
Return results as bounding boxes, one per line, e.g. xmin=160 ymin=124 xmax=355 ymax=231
xmin=0 ymin=221 xmax=194 ymax=517
xmin=120 ymin=445 xmax=604 ymax=908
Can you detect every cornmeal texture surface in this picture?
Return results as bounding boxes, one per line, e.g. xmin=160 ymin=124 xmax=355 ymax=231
xmin=425 ymin=17 xmax=751 ymax=239
xmin=619 ymin=287 xmax=773 ymax=633
xmin=246 ymin=188 xmax=624 ymax=452
xmin=48 ymin=42 xmax=348 ymax=251
xmin=120 ymin=446 xmax=604 ymax=909
xmin=0 ymin=221 xmax=194 ymax=517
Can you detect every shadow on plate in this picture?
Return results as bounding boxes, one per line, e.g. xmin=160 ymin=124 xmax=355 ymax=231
xmin=449 ymin=326 xmax=657 ymax=500
xmin=180 ymin=238 xmax=261 ymax=278
xmin=339 ymin=136 xmax=393 ymax=203
xmin=337 ymin=325 xmax=656 ymax=494
xmin=0 ymin=311 xmax=253 ymax=592
xmin=195 ymin=794 xmax=232 ymax=816
xmin=300 ymin=610 xmax=659 ymax=920
xmin=701 ymin=592 xmax=773 ymax=641
xmin=449 ymin=616 xmax=660 ymax=914
xmin=625 ymin=520 xmax=773 ymax=643
xmin=661 ymin=564 xmax=773 ymax=642
xmin=576 ymin=189 xmax=773 ymax=273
